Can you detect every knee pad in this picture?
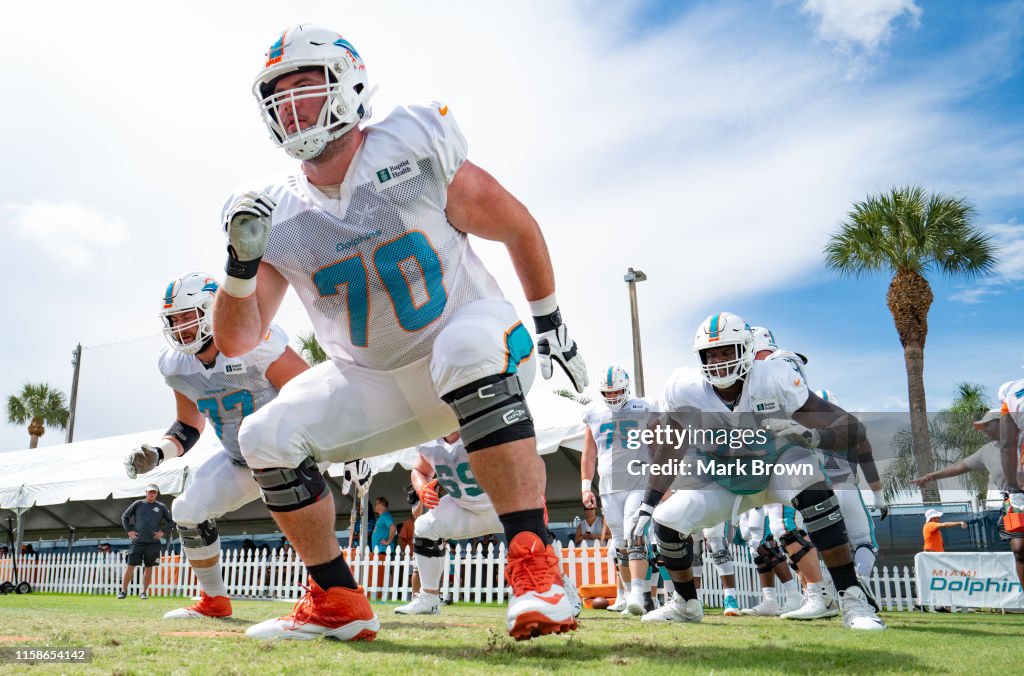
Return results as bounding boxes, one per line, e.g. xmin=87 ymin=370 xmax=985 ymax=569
xmin=793 ymin=488 xmax=849 ymax=551
xmin=615 ymin=548 xmax=627 ymax=567
xmin=653 ymin=522 xmax=693 ymax=571
xmin=179 ymin=520 xmax=220 ymax=560
xmin=628 ymin=539 xmax=647 ymax=561
xmin=780 ymin=529 xmax=814 ymax=569
xmin=442 ymin=374 xmax=534 ymax=451
xmin=754 ymin=540 xmax=787 ymax=574
xmin=710 ymin=547 xmax=733 ymax=567
xmin=413 ymin=537 xmax=443 ymax=558
xmin=252 ymin=457 xmax=328 ymax=513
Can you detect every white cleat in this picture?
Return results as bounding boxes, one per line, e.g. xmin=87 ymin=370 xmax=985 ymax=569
xmin=740 ymin=597 xmax=781 ymax=616
xmin=394 ymin=591 xmax=441 ymax=615
xmin=781 ymin=590 xmax=838 ymax=620
xmin=780 ymin=592 xmax=803 ymax=615
xmin=607 ymin=597 xmax=627 ymax=612
xmin=562 ymin=575 xmax=582 ymax=618
xmin=626 ymin=588 xmax=645 ymax=616
xmin=641 ymin=593 xmax=703 ymax=624
xmin=839 ymin=586 xmax=886 ymax=631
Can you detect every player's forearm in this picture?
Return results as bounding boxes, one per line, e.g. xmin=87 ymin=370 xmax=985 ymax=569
xmin=815 ymin=413 xmax=866 ymax=451
xmin=925 ymin=462 xmax=971 ymax=482
xmin=212 ymin=293 xmax=264 ymax=356
xmin=855 ymin=439 xmax=881 ymax=486
xmin=505 ymin=227 xmax=555 ymax=303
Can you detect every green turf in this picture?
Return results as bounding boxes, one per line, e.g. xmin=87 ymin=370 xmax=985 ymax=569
xmin=0 ymin=594 xmax=1017 ymax=674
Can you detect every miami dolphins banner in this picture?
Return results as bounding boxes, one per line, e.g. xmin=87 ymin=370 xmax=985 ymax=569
xmin=915 ymin=552 xmax=1024 ymax=610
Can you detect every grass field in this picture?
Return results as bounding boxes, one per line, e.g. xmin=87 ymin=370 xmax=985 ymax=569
xmin=0 ymin=594 xmax=1018 ymax=674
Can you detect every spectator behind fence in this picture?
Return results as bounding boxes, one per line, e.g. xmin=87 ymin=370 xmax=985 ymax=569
xmin=574 ymin=505 xmax=610 ymax=546
xmin=922 ymin=509 xmax=967 ymax=552
xmin=372 ymin=497 xmax=397 ymax=554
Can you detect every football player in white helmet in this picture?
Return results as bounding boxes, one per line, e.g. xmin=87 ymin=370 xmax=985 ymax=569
xmin=124 ymin=273 xmax=311 ymax=619
xmin=633 ymin=312 xmax=885 ymax=630
xmin=214 ymin=25 xmax=587 ymax=642
xmin=581 ymin=366 xmax=654 ymax=616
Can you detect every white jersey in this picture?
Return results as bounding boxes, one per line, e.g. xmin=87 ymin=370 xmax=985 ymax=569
xmin=159 ymin=324 xmax=288 ymax=464
xmin=999 ymin=379 xmax=1024 ymax=457
xmin=418 ymin=436 xmax=491 ymax=506
xmin=225 ymin=102 xmax=504 ymax=371
xmin=583 ymin=398 xmax=654 ymax=494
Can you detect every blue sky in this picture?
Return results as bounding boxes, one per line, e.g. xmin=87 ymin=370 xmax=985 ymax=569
xmin=1 ymin=0 xmax=1022 ymax=454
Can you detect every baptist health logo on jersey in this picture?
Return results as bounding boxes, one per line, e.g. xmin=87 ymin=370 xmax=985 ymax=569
xmin=373 ymin=155 xmax=421 ymax=193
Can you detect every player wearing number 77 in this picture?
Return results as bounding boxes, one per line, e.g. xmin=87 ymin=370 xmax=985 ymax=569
xmin=212 ymin=25 xmax=589 ymax=642
xmin=123 ymin=272 xmax=310 ymax=618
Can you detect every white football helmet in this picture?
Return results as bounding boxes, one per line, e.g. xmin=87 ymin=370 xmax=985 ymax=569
xmin=765 ymin=349 xmax=809 ymax=383
xmin=815 ymin=389 xmax=839 ymax=406
xmin=160 ymin=273 xmax=218 ymax=356
xmin=751 ymin=326 xmax=778 ymax=356
xmin=253 ymin=25 xmax=374 ymax=160
xmin=694 ymin=312 xmax=755 ymax=388
xmin=599 ymin=366 xmax=631 ymax=409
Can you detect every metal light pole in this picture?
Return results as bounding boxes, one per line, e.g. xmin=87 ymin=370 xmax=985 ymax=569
xmin=65 ymin=343 xmax=82 ymax=443
xmin=623 ymin=268 xmax=647 ymax=397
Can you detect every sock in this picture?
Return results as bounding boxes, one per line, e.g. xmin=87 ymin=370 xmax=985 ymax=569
xmin=630 ymin=578 xmax=644 ymax=596
xmin=193 ymin=562 xmax=228 ymax=598
xmin=826 ymin=562 xmax=858 ymax=592
xmin=724 ymin=586 xmax=737 ymax=599
xmin=763 ymin=587 xmax=777 ymax=602
xmin=782 ymin=578 xmax=800 ymax=595
xmin=500 ymin=509 xmax=549 ymax=545
xmin=672 ymin=578 xmax=698 ymax=602
xmin=307 ymin=554 xmax=358 ymax=590
xmin=416 ymin=553 xmax=444 ymax=594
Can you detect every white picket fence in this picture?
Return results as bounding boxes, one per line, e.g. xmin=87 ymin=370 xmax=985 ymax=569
xmin=0 ymin=544 xmax=921 ymax=610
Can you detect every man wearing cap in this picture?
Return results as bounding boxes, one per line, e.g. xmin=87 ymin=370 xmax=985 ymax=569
xmin=921 ymin=509 xmax=966 ymax=553
xmin=913 ymin=410 xmax=1024 ymax=584
xmin=119 ymin=484 xmax=174 ymax=599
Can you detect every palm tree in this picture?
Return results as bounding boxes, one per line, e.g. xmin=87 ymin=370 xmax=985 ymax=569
xmin=297 ymin=331 xmax=327 ymax=366
xmin=6 ymin=383 xmax=70 ymax=449
xmin=883 ymin=382 xmax=991 ymax=503
xmin=824 ymin=186 xmax=996 ymax=502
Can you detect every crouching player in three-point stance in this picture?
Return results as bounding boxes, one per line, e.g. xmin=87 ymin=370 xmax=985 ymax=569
xmin=395 ymin=431 xmax=581 ymax=617
xmin=632 ymin=312 xmax=885 ymax=630
xmin=124 ymin=273 xmax=310 ymax=618
xmin=212 ymin=25 xmax=588 ymax=641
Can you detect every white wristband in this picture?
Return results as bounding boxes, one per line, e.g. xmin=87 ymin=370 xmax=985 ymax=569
xmin=221 ymin=275 xmax=257 ymax=298
xmin=581 ymin=479 xmax=592 ymax=493
xmin=529 ymin=293 xmax=559 ymax=317
xmin=872 ymin=489 xmax=884 ymax=504
xmin=157 ymin=437 xmax=182 ymax=459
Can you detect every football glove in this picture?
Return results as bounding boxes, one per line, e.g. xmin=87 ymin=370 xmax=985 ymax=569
xmin=631 ymin=502 xmax=656 ymax=547
xmin=342 ymin=459 xmax=372 ymax=498
xmin=1009 ymin=489 xmax=1024 ymax=513
xmin=872 ymin=489 xmax=890 ymax=521
xmin=533 ymin=308 xmax=588 ymax=393
xmin=763 ymin=418 xmax=820 ymax=449
xmin=419 ymin=479 xmax=441 ymax=509
xmin=223 ymin=191 xmax=277 ymax=293
xmin=124 ymin=444 xmax=161 ymax=480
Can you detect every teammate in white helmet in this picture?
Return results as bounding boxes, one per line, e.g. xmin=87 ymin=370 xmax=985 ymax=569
xmin=581 ymin=366 xmax=653 ymax=616
xmin=212 ymin=25 xmax=588 ymax=642
xmin=395 ymin=431 xmax=581 ymax=617
xmin=633 ymin=312 xmax=885 ymax=630
xmin=124 ymin=273 xmax=310 ymax=619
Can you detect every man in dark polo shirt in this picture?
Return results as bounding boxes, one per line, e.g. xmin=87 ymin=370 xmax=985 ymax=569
xmin=119 ymin=484 xmax=174 ymax=599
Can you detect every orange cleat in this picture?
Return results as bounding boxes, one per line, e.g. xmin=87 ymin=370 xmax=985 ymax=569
xmin=163 ymin=591 xmax=233 ymax=619
xmin=505 ymin=532 xmax=577 ymax=641
xmin=245 ymin=580 xmax=379 ymax=641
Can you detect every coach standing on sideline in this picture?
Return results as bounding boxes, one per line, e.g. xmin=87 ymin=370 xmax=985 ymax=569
xmin=119 ymin=484 xmax=174 ymax=599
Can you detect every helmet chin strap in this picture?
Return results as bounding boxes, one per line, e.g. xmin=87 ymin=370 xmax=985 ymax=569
xmin=196 ymin=336 xmax=217 ymax=368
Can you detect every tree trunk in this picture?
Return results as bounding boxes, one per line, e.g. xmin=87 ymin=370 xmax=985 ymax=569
xmin=887 ymin=271 xmax=939 ymax=502
xmin=902 ymin=343 xmax=938 ymax=502
xmin=29 ymin=433 xmax=40 ymax=449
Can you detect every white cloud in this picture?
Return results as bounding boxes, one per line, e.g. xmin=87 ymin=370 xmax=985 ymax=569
xmin=948 ymin=221 xmax=1024 ymax=303
xmin=3 ymin=201 xmax=128 ymax=268
xmin=801 ymin=0 xmax=922 ymax=50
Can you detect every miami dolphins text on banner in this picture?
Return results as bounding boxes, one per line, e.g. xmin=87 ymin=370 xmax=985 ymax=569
xmin=915 ymin=552 xmax=1024 ymax=609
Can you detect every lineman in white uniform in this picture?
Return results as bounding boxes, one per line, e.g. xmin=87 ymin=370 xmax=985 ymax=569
xmin=212 ymin=25 xmax=588 ymax=642
xmin=736 ymin=507 xmax=803 ymax=616
xmin=123 ymin=273 xmax=310 ymax=619
xmin=996 ymin=380 xmax=1024 ymax=587
xmin=395 ymin=432 xmax=581 ymax=617
xmin=581 ymin=366 xmax=652 ymax=616
xmin=633 ymin=312 xmax=885 ymax=630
